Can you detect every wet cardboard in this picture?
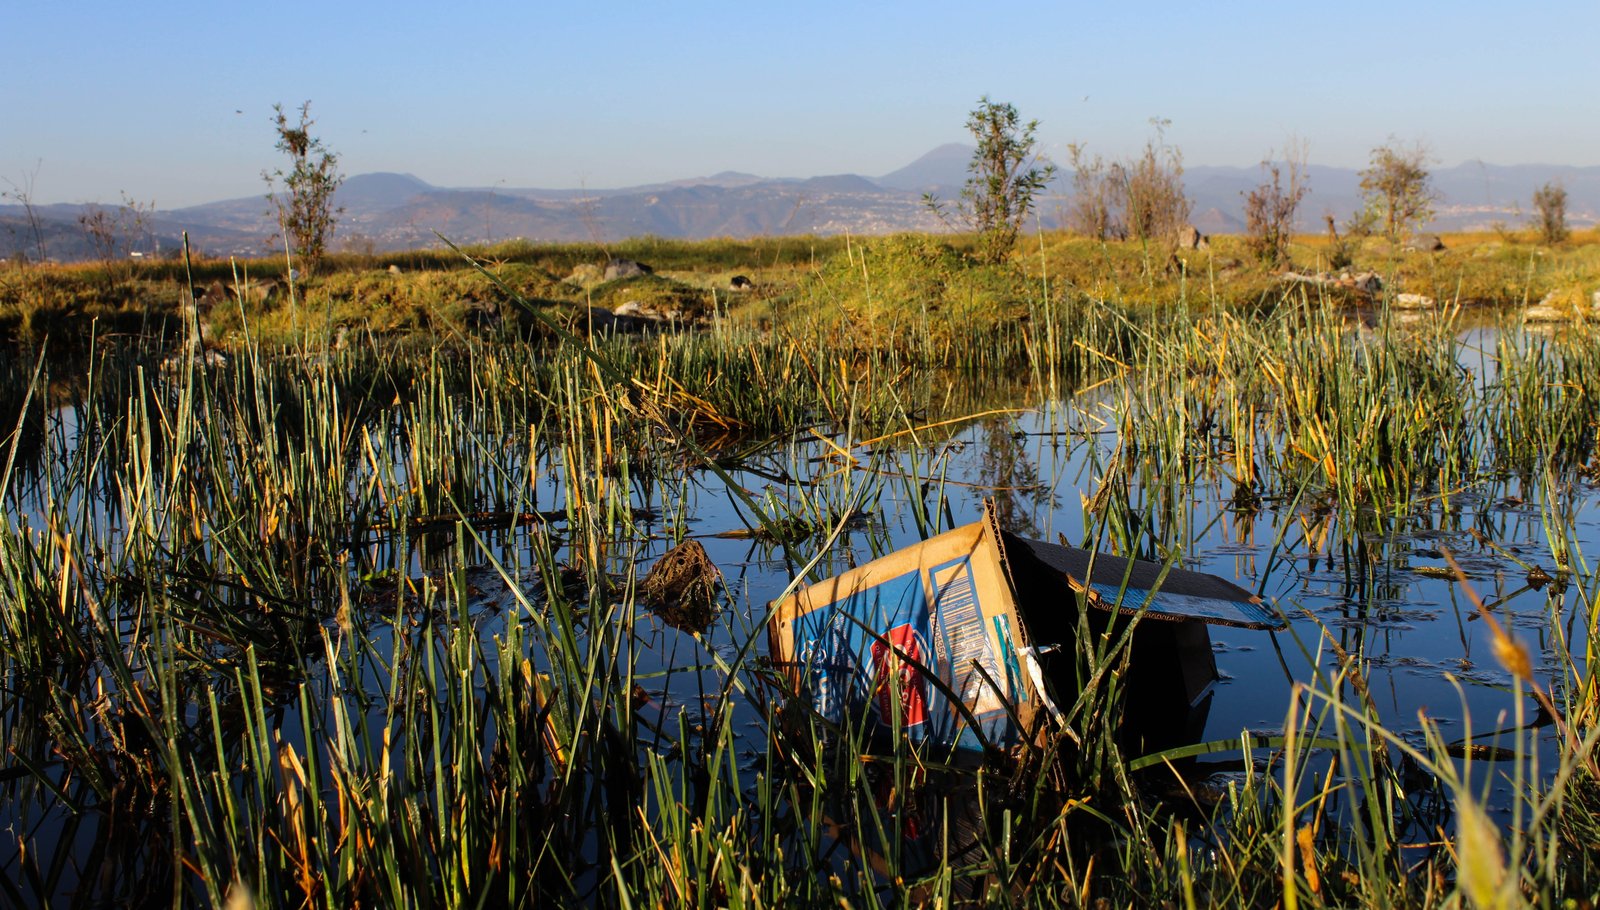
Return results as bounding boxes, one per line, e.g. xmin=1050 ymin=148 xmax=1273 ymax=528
xmin=769 ymin=504 xmax=1282 ymax=753
xmin=770 ymin=513 xmax=1033 ymax=751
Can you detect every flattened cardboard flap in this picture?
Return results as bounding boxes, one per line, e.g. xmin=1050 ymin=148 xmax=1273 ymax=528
xmin=1002 ymin=533 xmax=1283 ymax=631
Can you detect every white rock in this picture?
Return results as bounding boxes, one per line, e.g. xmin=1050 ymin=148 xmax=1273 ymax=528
xmin=613 ymin=300 xmax=648 ymax=318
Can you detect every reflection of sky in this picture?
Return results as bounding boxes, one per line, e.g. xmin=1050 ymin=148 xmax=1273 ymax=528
xmin=675 ymin=401 xmax=1593 ymax=824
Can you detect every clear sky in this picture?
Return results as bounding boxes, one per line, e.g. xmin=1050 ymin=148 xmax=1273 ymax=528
xmin=5 ymin=0 xmax=1597 ymax=208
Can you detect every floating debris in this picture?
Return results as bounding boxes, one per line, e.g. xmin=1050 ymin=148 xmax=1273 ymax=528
xmin=1414 ymin=565 xmax=1457 ymax=580
xmin=639 ymin=539 xmax=723 ymax=634
xmin=1526 ymin=565 xmax=1555 ymax=590
xmin=770 ymin=502 xmax=1283 ymax=754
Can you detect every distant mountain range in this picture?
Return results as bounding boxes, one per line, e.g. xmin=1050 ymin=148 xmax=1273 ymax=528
xmin=4 ymin=147 xmax=1597 ymax=262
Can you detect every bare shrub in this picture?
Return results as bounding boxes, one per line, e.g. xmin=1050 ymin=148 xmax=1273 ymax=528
xmin=2 ymin=163 xmax=48 ymax=265
xmin=1243 ymin=144 xmax=1309 ymax=266
xmin=1532 ymin=181 xmax=1569 ymax=244
xmin=1066 ymin=144 xmax=1123 ymax=240
xmin=1116 ymin=120 xmax=1190 ymax=246
xmin=78 ymin=194 xmax=154 ymax=285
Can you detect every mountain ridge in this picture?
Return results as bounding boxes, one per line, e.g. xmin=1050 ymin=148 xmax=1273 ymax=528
xmin=5 ymin=149 xmax=1598 ymax=261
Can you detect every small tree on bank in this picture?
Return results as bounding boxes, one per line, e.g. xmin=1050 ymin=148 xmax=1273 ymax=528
xmin=1358 ymin=139 xmax=1435 ymax=245
xmin=926 ymin=97 xmax=1056 ymax=263
xmin=264 ymin=101 xmax=344 ymax=272
xmin=1532 ymin=181 xmax=1569 ymax=244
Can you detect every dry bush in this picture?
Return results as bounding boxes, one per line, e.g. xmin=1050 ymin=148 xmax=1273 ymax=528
xmin=1243 ymin=145 xmax=1309 ymax=266
xmin=1067 ymin=144 xmax=1123 ymax=240
xmin=1066 ymin=122 xmax=1190 ymax=247
xmin=77 ymin=194 xmax=154 ymax=285
xmin=1532 ymin=181 xmax=1569 ymax=244
xmin=1116 ymin=121 xmax=1190 ymax=246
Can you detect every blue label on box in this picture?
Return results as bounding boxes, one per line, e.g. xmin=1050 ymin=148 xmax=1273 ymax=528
xmin=791 ymin=555 xmax=1024 ymax=751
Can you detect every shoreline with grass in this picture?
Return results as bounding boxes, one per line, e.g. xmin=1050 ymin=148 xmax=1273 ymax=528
xmin=3 ymin=229 xmax=1599 ymax=351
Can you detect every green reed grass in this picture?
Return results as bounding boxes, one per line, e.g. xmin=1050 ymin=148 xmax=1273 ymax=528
xmin=2 ymin=257 xmax=1600 ymax=907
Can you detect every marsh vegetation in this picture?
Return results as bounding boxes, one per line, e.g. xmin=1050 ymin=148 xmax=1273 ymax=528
xmin=2 ymin=230 xmax=1600 ymax=907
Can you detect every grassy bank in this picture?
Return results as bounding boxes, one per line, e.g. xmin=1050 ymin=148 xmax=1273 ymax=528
xmin=3 ymin=229 xmax=1599 ymax=349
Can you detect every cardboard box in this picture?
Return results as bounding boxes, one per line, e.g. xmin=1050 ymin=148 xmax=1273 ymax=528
xmin=769 ymin=503 xmax=1282 ymax=754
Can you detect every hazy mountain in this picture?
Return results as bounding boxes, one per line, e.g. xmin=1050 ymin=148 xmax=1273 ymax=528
xmin=799 ymin=174 xmax=884 ymax=194
xmin=0 ymin=204 xmax=196 ymax=263
xmin=335 ymin=177 xmax=942 ymax=251
xmin=1182 ymin=164 xmax=1363 ymax=233
xmin=336 ymin=172 xmax=434 ymax=211
xmin=1 ymin=212 xmax=113 ymax=263
xmin=642 ymin=171 xmax=772 ymax=192
xmin=876 ymin=143 xmax=972 ymax=193
xmin=1190 ymin=206 xmax=1246 ymax=236
xmin=6 ymin=150 xmax=1598 ymax=262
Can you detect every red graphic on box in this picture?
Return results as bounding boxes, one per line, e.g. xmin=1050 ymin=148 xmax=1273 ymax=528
xmin=870 ymin=624 xmax=929 ymax=728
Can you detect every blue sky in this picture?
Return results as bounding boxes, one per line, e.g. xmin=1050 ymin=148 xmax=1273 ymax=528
xmin=5 ymin=0 xmax=1597 ymax=207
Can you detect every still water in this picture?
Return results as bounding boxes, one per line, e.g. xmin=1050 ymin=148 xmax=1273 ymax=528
xmin=657 ymin=404 xmax=1589 ymax=816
